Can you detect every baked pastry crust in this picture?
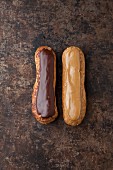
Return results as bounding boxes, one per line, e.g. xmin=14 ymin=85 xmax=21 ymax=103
xmin=62 ymin=46 xmax=86 ymax=126
xmin=32 ymin=46 xmax=58 ymax=124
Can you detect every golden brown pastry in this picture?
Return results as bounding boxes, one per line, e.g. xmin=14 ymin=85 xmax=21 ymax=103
xmin=62 ymin=46 xmax=86 ymax=126
xmin=32 ymin=46 xmax=58 ymax=124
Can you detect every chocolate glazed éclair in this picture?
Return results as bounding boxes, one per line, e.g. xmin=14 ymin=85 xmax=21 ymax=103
xmin=32 ymin=46 xmax=58 ymax=124
xmin=37 ymin=49 xmax=55 ymax=118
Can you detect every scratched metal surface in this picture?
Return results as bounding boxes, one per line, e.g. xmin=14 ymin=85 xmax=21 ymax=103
xmin=0 ymin=0 xmax=113 ymax=169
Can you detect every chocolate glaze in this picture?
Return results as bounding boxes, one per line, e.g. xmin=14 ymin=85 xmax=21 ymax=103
xmin=36 ymin=49 xmax=55 ymax=118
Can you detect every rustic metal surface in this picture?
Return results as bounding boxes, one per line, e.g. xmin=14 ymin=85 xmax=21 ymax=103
xmin=0 ymin=0 xmax=113 ymax=169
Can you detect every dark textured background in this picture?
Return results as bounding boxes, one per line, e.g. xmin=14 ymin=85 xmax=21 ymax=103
xmin=0 ymin=0 xmax=113 ymax=169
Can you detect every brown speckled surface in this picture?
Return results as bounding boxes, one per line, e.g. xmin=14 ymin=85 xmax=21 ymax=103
xmin=0 ymin=0 xmax=113 ymax=169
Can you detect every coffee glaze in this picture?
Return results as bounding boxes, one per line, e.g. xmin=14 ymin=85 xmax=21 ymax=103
xmin=63 ymin=47 xmax=81 ymax=120
xmin=36 ymin=49 xmax=55 ymax=118
xmin=62 ymin=46 xmax=86 ymax=126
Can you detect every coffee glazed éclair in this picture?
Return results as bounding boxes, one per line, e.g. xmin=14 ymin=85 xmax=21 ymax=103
xmin=32 ymin=46 xmax=58 ymax=124
xmin=62 ymin=46 xmax=86 ymax=126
